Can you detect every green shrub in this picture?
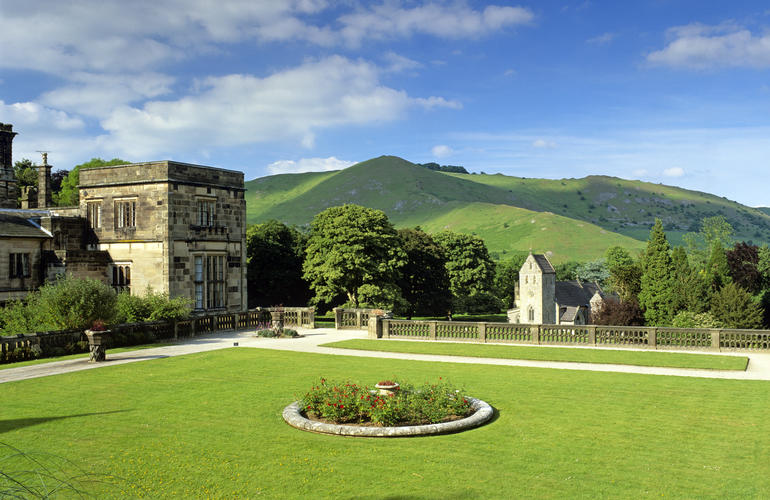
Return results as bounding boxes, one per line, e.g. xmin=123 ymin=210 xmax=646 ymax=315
xmin=35 ymin=276 xmax=117 ymax=330
xmin=114 ymin=288 xmax=191 ymax=324
xmin=257 ymin=328 xmax=299 ymax=338
xmin=671 ymin=311 xmax=723 ymax=329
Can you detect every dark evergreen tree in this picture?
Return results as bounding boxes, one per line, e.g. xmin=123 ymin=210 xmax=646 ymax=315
xmin=638 ymin=219 xmax=675 ymax=325
xmin=710 ymin=282 xmax=763 ymax=329
xmin=705 ymin=240 xmax=731 ymax=293
xmin=605 ymin=246 xmax=641 ymax=301
xmin=494 ymin=253 xmax=528 ymax=309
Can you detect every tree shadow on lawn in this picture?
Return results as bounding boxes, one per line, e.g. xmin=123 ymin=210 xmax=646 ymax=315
xmin=0 ymin=410 xmax=130 ymax=434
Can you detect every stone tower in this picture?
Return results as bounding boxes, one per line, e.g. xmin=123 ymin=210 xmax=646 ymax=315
xmin=0 ymin=122 xmax=18 ymax=208
xmin=518 ymin=253 xmax=556 ymax=324
xmin=37 ymin=152 xmax=52 ymax=208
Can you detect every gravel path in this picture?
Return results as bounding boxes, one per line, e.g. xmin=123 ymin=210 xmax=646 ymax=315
xmin=2 ymin=327 xmax=769 ymax=384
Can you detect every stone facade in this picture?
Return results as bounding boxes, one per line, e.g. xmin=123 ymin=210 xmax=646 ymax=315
xmin=0 ymin=125 xmax=247 ymax=311
xmin=508 ymin=253 xmax=608 ymax=326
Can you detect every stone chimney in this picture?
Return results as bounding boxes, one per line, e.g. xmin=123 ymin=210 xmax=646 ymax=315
xmin=0 ymin=122 xmax=18 ymax=208
xmin=37 ymin=152 xmax=52 ymax=208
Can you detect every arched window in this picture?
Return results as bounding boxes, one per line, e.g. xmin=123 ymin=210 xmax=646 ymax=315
xmin=525 ymin=276 xmax=528 ymax=284
xmin=528 ymin=307 xmax=535 ymax=322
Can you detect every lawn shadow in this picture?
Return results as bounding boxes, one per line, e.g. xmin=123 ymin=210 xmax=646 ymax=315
xmin=0 ymin=410 xmax=130 ymax=434
xmin=107 ymin=354 xmax=169 ymax=362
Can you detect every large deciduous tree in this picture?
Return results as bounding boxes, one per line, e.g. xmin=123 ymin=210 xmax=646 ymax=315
xmin=246 ymin=220 xmax=310 ymax=308
xmin=303 ymin=205 xmax=406 ymax=310
xmin=638 ymin=219 xmax=675 ymax=326
xmin=396 ymin=228 xmax=452 ymax=317
xmin=433 ymin=231 xmax=501 ymax=313
xmin=726 ymin=242 xmax=761 ymax=295
xmin=494 ymin=253 xmax=528 ymax=309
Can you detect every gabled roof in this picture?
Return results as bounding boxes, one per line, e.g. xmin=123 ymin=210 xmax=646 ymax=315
xmin=559 ymin=305 xmax=581 ymax=323
xmin=0 ymin=212 xmax=52 ymax=238
xmin=555 ymin=280 xmax=598 ymax=308
xmin=531 ymin=254 xmax=555 ymax=274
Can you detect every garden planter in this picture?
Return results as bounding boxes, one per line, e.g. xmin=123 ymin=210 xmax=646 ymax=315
xmin=374 ymin=381 xmax=400 ymax=396
xmin=84 ymin=329 xmax=110 ymax=362
xmin=270 ymin=310 xmax=285 ymax=333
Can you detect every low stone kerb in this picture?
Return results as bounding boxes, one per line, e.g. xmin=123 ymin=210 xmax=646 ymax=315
xmin=282 ymin=396 xmax=493 ymax=437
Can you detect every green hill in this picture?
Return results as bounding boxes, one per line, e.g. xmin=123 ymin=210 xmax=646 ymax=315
xmin=245 ymin=156 xmax=770 ymax=263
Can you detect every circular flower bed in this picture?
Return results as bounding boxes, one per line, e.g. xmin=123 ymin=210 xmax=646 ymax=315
xmin=283 ymin=378 xmax=494 ymax=437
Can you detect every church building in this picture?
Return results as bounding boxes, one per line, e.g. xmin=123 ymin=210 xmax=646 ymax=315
xmin=507 ymin=253 xmax=610 ymax=325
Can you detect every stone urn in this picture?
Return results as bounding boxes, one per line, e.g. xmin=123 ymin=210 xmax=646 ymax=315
xmin=84 ymin=329 xmax=110 ymax=363
xmin=375 ymin=381 xmax=400 ymax=396
xmin=270 ymin=310 xmax=285 ymax=334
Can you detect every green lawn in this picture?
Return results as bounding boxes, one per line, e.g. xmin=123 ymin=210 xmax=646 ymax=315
xmin=321 ymin=339 xmax=749 ymax=371
xmin=2 ymin=348 xmax=768 ymax=498
xmin=0 ymin=343 xmax=174 ymax=371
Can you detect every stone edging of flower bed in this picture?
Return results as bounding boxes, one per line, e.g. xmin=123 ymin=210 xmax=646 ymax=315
xmin=282 ymin=396 xmax=494 ymax=437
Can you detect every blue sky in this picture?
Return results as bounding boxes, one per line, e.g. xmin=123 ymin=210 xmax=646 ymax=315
xmin=1 ymin=1 xmax=769 ymax=206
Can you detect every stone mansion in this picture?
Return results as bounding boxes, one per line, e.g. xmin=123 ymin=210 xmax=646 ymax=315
xmin=0 ymin=123 xmax=247 ymax=312
xmin=507 ymin=253 xmax=610 ymax=325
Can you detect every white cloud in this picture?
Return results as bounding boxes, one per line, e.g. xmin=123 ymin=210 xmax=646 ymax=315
xmin=383 ymin=52 xmax=421 ymax=73
xmin=0 ymin=100 xmax=84 ymax=132
xmin=414 ymin=96 xmax=463 ymax=110
xmin=532 ymin=139 xmax=557 ymax=149
xmin=40 ymin=73 xmax=174 ymax=118
xmin=267 ymin=156 xmax=355 ymax=175
xmin=587 ymin=32 xmax=615 ymax=45
xmin=432 ymin=145 xmax=454 ymax=158
xmin=647 ymin=23 xmax=770 ymax=69
xmin=0 ymin=1 xmax=533 ymax=76
xmin=663 ymin=167 xmax=685 ymax=177
xmin=339 ymin=3 xmax=534 ymax=45
xmin=98 ymin=56 xmax=455 ymax=157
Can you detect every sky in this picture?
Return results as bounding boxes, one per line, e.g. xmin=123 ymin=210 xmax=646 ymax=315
xmin=1 ymin=0 xmax=769 ymax=206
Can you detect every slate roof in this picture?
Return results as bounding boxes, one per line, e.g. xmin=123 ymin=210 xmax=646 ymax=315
xmin=0 ymin=212 xmax=52 ymax=238
xmin=559 ymin=305 xmax=581 ymax=323
xmin=532 ymin=254 xmax=555 ymax=274
xmin=555 ymin=280 xmax=599 ymax=307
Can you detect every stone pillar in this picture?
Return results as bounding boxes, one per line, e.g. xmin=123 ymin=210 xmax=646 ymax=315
xmin=0 ymin=123 xmax=18 ymax=209
xmin=37 ymin=154 xmax=52 ymax=208
xmin=271 ymin=310 xmax=284 ymax=333
xmin=710 ymin=329 xmax=721 ymax=351
xmin=649 ymin=327 xmax=657 ymax=349
xmin=478 ymin=322 xmax=486 ymax=343
xmin=587 ymin=325 xmax=597 ymax=346
xmin=429 ymin=321 xmax=437 ymax=340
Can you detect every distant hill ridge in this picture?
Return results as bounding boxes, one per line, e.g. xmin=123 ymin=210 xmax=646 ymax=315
xmin=246 ymin=156 xmax=770 ymax=263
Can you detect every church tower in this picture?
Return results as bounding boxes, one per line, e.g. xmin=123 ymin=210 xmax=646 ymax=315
xmin=0 ymin=123 xmax=19 ymax=208
xmin=518 ymin=253 xmax=556 ymax=324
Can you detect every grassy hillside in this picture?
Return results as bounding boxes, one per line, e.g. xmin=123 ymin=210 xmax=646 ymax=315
xmin=446 ymin=173 xmax=770 ymax=246
xmin=245 ymin=156 xmax=770 ymax=262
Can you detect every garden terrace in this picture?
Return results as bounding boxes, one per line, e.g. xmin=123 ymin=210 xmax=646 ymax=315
xmin=2 ymin=348 xmax=769 ymax=497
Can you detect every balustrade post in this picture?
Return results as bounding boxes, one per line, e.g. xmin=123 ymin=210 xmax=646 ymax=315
xmin=334 ymin=308 xmax=341 ymax=330
xmin=710 ymin=329 xmax=721 ymax=351
xmin=587 ymin=325 xmax=596 ymax=346
xmin=356 ymin=310 xmax=363 ymax=329
xmin=173 ymin=319 xmax=179 ymax=339
xmin=479 ymin=322 xmax=486 ymax=343
xmin=649 ymin=327 xmax=657 ymax=349
xmin=191 ymin=318 xmax=197 ymax=337
xmin=309 ymin=307 xmax=316 ymax=328
xmin=429 ymin=321 xmax=437 ymax=340
xmin=382 ymin=319 xmax=391 ymax=338
xmin=532 ymin=325 xmax=540 ymax=345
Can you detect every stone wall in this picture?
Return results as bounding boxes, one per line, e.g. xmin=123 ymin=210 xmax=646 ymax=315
xmin=0 ymin=238 xmax=43 ymax=304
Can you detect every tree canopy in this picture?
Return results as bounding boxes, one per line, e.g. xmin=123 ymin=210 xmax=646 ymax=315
xmin=303 ymin=205 xmax=406 ymax=311
xmin=433 ymin=231 xmax=500 ymax=313
xmin=396 ymin=228 xmax=452 ymax=317
xmin=246 ymin=220 xmax=310 ymax=308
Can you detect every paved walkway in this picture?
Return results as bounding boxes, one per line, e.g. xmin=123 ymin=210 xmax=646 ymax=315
xmin=2 ymin=327 xmax=770 ymax=384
